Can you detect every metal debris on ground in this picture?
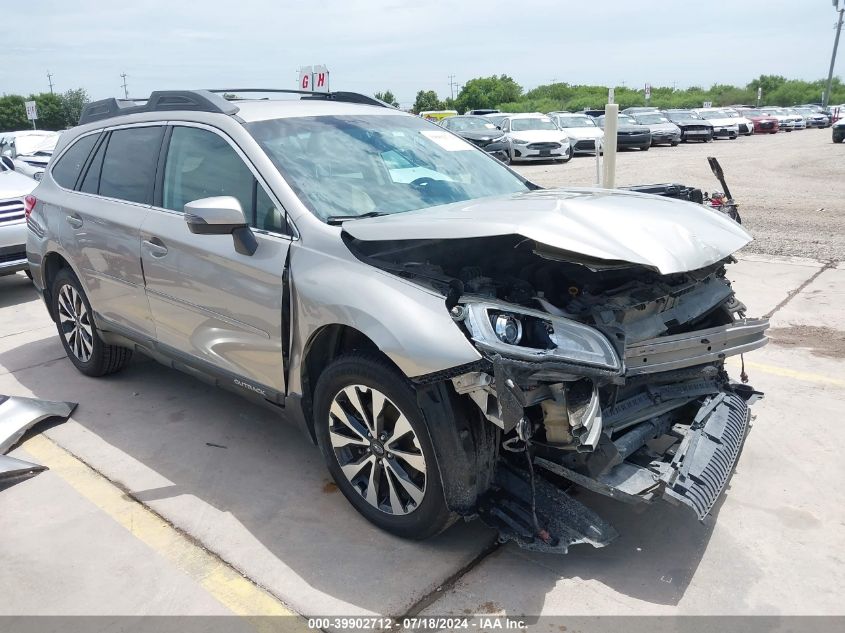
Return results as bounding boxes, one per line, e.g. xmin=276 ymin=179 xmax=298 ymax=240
xmin=0 ymin=394 xmax=77 ymax=488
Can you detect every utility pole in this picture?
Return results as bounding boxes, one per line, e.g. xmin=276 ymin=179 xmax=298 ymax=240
xmin=824 ymin=0 xmax=844 ymax=108
xmin=120 ymin=72 xmax=129 ymax=99
xmin=448 ymin=74 xmax=456 ymax=100
xmin=47 ymin=71 xmax=54 ymax=94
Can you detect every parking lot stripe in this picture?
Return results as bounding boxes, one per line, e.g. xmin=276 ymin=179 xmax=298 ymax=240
xmin=728 ymin=358 xmax=845 ymax=388
xmin=22 ymin=434 xmax=308 ymax=631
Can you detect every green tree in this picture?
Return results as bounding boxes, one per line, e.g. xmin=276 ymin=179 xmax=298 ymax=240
xmin=32 ymin=92 xmax=65 ymax=129
xmin=0 ymin=95 xmax=29 ymax=132
xmin=455 ymin=75 xmax=522 ymax=112
xmin=60 ymin=88 xmax=90 ymax=127
xmin=412 ymin=89 xmax=443 ymax=113
xmin=374 ymin=90 xmax=399 ymax=107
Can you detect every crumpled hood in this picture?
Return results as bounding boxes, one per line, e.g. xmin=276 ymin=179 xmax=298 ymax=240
xmin=342 ymin=188 xmax=752 ymax=275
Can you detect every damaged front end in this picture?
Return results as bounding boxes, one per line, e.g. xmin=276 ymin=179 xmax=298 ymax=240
xmin=346 ymin=230 xmax=768 ymax=552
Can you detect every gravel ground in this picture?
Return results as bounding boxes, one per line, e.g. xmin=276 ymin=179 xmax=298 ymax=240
xmin=512 ymin=128 xmax=845 ymax=261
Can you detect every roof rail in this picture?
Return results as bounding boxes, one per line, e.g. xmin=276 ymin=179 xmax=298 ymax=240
xmin=78 ymin=88 xmax=393 ymax=127
xmin=205 ymin=88 xmax=393 ymax=109
xmin=78 ymin=90 xmax=239 ymax=126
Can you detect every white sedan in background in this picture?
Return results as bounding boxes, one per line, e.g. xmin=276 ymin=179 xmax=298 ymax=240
xmin=548 ymin=112 xmax=604 ymax=155
xmin=693 ymin=108 xmax=740 ymax=139
xmin=719 ymin=108 xmax=755 ymax=136
xmin=499 ymin=114 xmax=572 ymax=163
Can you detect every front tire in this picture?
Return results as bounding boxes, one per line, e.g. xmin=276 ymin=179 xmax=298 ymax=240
xmin=314 ymin=354 xmax=453 ymax=540
xmin=51 ymin=268 xmax=132 ymax=377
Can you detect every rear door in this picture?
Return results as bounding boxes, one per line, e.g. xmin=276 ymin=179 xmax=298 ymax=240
xmin=57 ymin=125 xmax=163 ymax=338
xmin=139 ymin=123 xmax=292 ymax=399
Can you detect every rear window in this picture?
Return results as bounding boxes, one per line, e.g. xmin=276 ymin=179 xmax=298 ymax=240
xmin=51 ymin=134 xmax=98 ymax=189
xmin=99 ymin=127 xmax=163 ymax=205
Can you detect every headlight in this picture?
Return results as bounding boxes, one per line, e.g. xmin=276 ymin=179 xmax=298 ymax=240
xmin=460 ymin=301 xmax=621 ymax=371
xmin=493 ymin=314 xmax=522 ymax=345
xmin=510 ymin=138 xmax=530 ymax=145
xmin=492 ymin=135 xmax=507 ymax=143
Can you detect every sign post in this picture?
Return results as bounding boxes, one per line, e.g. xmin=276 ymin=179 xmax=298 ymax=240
xmin=644 ymin=82 xmax=651 ymax=104
xmin=25 ymin=100 xmax=38 ymax=130
xmin=702 ymin=101 xmax=712 ymax=108
xmin=757 ymin=86 xmax=762 ymax=107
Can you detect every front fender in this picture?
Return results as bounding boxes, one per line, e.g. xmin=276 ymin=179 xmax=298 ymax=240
xmin=287 ymin=244 xmax=481 ymax=394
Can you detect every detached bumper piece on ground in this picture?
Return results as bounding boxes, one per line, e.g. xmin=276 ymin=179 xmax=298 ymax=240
xmin=0 ymin=395 xmax=77 ymax=488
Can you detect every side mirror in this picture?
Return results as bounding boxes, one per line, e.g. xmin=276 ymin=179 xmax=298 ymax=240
xmin=184 ymin=196 xmax=257 ymax=256
xmin=0 ymin=156 xmax=14 ymax=171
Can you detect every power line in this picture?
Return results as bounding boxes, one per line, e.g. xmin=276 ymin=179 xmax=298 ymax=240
xmin=448 ymin=74 xmax=458 ymax=100
xmin=120 ymin=72 xmax=129 ymax=99
xmin=47 ymin=71 xmax=54 ymax=94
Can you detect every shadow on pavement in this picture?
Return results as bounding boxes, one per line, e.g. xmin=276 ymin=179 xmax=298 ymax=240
xmin=0 ymin=273 xmax=38 ymax=310
xmin=1 ymin=334 xmax=720 ymax=615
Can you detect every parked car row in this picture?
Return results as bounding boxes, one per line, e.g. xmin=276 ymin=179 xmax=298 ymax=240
xmin=0 ymin=130 xmax=61 ymax=181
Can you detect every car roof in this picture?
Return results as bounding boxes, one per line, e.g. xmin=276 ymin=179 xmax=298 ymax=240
xmin=505 ymin=112 xmax=550 ymax=119
xmin=229 ymin=99 xmax=404 ymax=122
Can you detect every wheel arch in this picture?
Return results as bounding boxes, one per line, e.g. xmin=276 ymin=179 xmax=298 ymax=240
xmin=41 ymin=251 xmax=82 ymax=322
xmin=299 ymin=324 xmax=400 ymax=443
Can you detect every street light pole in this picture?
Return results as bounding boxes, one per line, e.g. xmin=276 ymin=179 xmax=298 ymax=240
xmin=824 ymin=0 xmax=844 ymax=108
xmin=120 ymin=72 xmax=129 ymax=99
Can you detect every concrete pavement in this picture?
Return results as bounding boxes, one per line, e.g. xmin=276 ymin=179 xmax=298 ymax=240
xmin=1 ymin=253 xmax=843 ymax=621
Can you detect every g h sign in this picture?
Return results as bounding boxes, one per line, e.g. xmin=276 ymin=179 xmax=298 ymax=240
xmin=299 ymin=65 xmax=330 ymax=93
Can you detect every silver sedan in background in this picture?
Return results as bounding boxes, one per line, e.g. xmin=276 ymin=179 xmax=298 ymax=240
xmin=629 ymin=112 xmax=681 ymax=146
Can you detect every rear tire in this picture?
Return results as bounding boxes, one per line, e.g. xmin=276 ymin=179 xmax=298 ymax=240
xmin=51 ymin=268 xmax=132 ymax=377
xmin=314 ymin=354 xmax=453 ymax=540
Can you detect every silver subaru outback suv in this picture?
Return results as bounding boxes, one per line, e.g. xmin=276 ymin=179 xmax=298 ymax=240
xmin=27 ymin=89 xmax=768 ymax=551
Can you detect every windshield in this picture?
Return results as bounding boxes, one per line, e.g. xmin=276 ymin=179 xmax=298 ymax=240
xmin=510 ymin=117 xmax=558 ymax=131
xmin=634 ymin=113 xmax=669 ymax=124
xmin=697 ymin=111 xmax=725 ymax=120
xmin=246 ymin=115 xmax=530 ymax=222
xmin=554 ymin=115 xmax=596 ymax=128
xmin=666 ymin=111 xmax=699 ymax=121
xmin=443 ymin=117 xmax=499 ymax=132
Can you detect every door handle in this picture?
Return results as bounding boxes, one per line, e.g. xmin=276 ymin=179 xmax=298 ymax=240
xmin=65 ymin=214 xmax=83 ymax=229
xmin=142 ymin=238 xmax=168 ymax=257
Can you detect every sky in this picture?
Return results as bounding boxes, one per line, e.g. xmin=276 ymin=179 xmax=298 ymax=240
xmin=1 ymin=0 xmax=842 ymax=108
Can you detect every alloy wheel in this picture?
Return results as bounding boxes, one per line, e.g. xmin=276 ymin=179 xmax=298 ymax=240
xmin=57 ymin=284 xmax=93 ymax=363
xmin=328 ymin=384 xmax=427 ymax=515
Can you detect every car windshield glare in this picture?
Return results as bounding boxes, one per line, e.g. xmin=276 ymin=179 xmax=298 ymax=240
xmin=556 ymin=116 xmax=596 ymax=128
xmin=510 ymin=117 xmax=558 ymax=131
xmin=445 ymin=117 xmax=498 ymax=132
xmin=246 ymin=114 xmax=530 ymax=222
xmin=635 ymin=114 xmax=668 ymax=124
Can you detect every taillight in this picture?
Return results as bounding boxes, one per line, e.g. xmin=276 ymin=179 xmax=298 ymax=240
xmin=24 ymin=195 xmax=36 ymax=220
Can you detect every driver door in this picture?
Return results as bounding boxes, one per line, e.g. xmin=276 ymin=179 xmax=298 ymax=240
xmin=140 ymin=124 xmax=292 ymax=400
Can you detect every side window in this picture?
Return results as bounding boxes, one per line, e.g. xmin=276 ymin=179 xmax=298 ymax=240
xmin=99 ymin=127 xmax=163 ymax=204
xmin=79 ymin=135 xmax=107 ymax=194
xmin=51 ymin=134 xmax=98 ymax=189
xmin=162 ymin=127 xmax=253 ymax=215
xmin=255 ymin=184 xmax=286 ymax=233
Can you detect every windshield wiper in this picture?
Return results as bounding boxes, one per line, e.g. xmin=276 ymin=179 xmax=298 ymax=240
xmin=326 ymin=211 xmax=389 ymax=225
